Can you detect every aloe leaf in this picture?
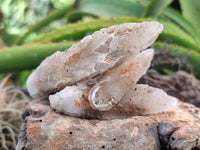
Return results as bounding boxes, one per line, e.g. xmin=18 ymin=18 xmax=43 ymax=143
xmin=16 ymin=3 xmax=73 ymax=45
xmin=50 ymin=25 xmax=106 ymax=42
xmin=161 ymin=7 xmax=200 ymax=42
xmin=180 ymin=0 xmax=200 ymax=28
xmin=79 ymin=0 xmax=145 ymax=18
xmin=154 ymin=42 xmax=200 ymax=79
xmin=0 ymin=42 xmax=74 ymax=73
xmin=33 ymin=17 xmax=200 ymax=51
xmin=67 ymin=10 xmax=99 ymax=23
xmin=158 ymin=20 xmax=200 ymax=51
xmin=33 ymin=17 xmax=142 ymax=43
xmin=144 ymin=0 xmax=173 ymax=17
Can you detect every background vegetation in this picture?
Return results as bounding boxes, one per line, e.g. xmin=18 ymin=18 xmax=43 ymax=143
xmin=0 ymin=0 xmax=200 ymax=149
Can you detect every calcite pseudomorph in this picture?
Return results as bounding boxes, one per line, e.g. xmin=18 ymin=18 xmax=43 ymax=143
xmin=26 ymin=21 xmax=177 ymax=119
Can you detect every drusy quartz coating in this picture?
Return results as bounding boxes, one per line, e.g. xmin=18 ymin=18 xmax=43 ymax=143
xmin=27 ymin=21 xmax=177 ymax=119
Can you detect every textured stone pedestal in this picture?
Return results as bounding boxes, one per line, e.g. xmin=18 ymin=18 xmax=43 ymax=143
xmin=16 ymin=101 xmax=200 ymax=150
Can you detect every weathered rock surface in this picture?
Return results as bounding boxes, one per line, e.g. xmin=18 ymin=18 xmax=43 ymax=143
xmin=16 ymin=101 xmax=200 ymax=150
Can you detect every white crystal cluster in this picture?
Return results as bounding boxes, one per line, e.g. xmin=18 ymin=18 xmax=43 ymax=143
xmin=26 ymin=21 xmax=177 ymax=119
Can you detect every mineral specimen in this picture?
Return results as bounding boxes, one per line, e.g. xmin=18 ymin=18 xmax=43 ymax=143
xmin=27 ymin=21 xmax=164 ymax=99
xmin=27 ymin=21 xmax=177 ymax=119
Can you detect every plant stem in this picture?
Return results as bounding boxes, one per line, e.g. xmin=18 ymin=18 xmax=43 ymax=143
xmin=0 ymin=42 xmax=73 ymax=72
xmin=144 ymin=0 xmax=173 ymax=17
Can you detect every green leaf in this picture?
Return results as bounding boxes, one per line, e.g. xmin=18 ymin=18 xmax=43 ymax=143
xmin=16 ymin=3 xmax=74 ymax=45
xmin=33 ymin=17 xmax=142 ymax=43
xmin=33 ymin=17 xmax=200 ymax=51
xmin=158 ymin=20 xmax=200 ymax=51
xmin=0 ymin=42 xmax=74 ymax=73
xmin=161 ymin=7 xmax=200 ymax=42
xmin=144 ymin=0 xmax=173 ymax=17
xmin=180 ymin=0 xmax=200 ymax=28
xmin=79 ymin=0 xmax=145 ymax=18
xmin=67 ymin=10 xmax=99 ymax=23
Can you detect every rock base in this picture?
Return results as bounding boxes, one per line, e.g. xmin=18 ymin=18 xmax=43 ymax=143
xmin=16 ymin=101 xmax=200 ymax=150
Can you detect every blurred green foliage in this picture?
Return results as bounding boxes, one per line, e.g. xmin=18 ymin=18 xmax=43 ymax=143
xmin=0 ymin=0 xmax=200 ymax=85
xmin=78 ymin=0 xmax=145 ymax=18
xmin=0 ymin=0 xmax=73 ymax=45
xmin=180 ymin=0 xmax=200 ymax=29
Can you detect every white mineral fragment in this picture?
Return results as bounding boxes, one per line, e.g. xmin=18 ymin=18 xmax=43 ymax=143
xmin=89 ymin=48 xmax=154 ymax=111
xmin=27 ymin=21 xmax=163 ymax=99
xmin=49 ymin=85 xmax=90 ymax=117
xmin=26 ymin=21 xmax=178 ymax=119
xmin=49 ymin=84 xmax=177 ymax=119
xmin=118 ymin=84 xmax=178 ymax=115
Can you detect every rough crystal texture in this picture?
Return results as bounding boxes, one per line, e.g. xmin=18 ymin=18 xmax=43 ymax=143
xmin=26 ymin=21 xmax=178 ymax=119
xmin=50 ymin=84 xmax=177 ymax=119
xmin=118 ymin=84 xmax=177 ymax=115
xmin=49 ymin=85 xmax=90 ymax=117
xmin=27 ymin=21 xmax=163 ymax=99
xmin=89 ymin=48 xmax=154 ymax=110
